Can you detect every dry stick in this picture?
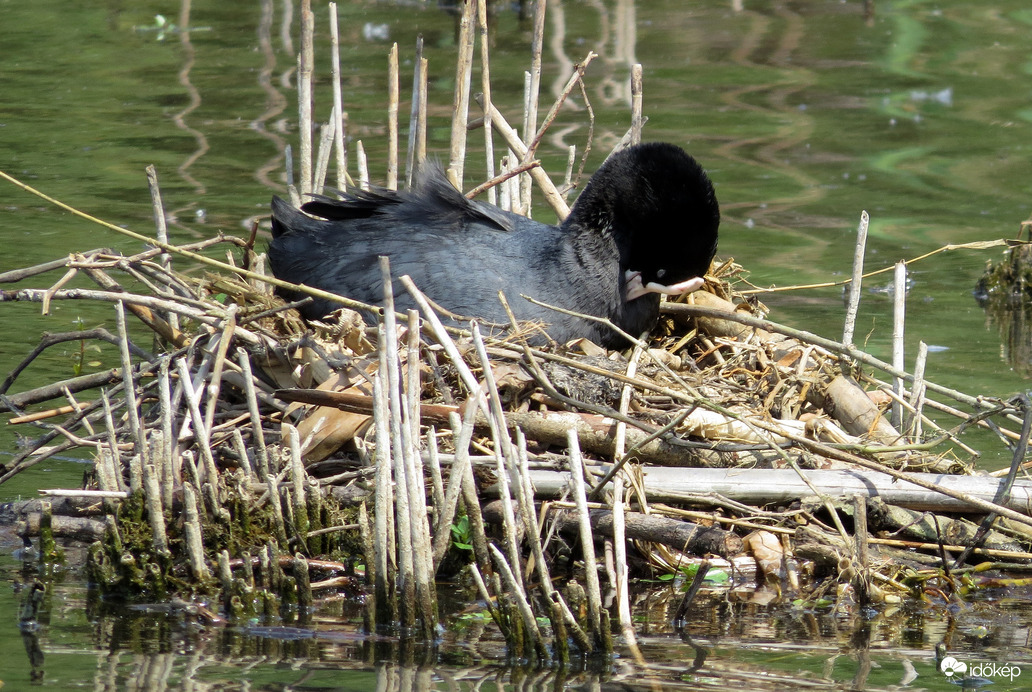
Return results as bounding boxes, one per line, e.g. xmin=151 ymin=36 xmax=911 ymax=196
xmin=406 ymin=310 xmax=438 ymax=633
xmin=203 ymin=303 xmax=237 ymax=436
xmin=842 ymin=211 xmax=870 ymax=348
xmin=387 ymin=43 xmax=400 ymax=191
xmin=405 ymin=35 xmax=425 ymax=188
xmin=182 ymin=482 xmax=211 ymax=581
xmin=568 ymin=429 xmax=602 ymax=643
xmin=474 ymin=97 xmax=570 ymax=218
xmin=416 ymin=56 xmax=428 ymax=167
xmin=612 ymin=474 xmax=645 ymax=664
xmin=910 ymin=341 xmax=929 ymax=442
xmin=662 ymin=302 xmax=1003 ymax=415
xmin=611 ymin=337 xmax=645 ymax=661
xmin=464 ymin=159 xmax=541 ymax=200
xmin=488 ymin=543 xmax=547 ymax=660
xmin=1 ymin=327 xmax=147 ymax=398
xmin=446 ymin=1 xmax=476 ymax=188
xmin=431 ymin=399 xmax=481 ymax=569
xmin=145 ymin=168 xmax=169 ymax=270
xmin=425 ymin=426 xmax=445 ymax=513
xmin=629 ymin=64 xmax=643 ymax=145
xmin=891 ymin=261 xmax=907 ymax=430
xmin=236 ymin=348 xmax=270 ymax=479
xmin=522 ymin=52 xmax=596 ymax=173
xmin=114 ymin=301 xmax=147 ymax=492
xmin=471 ymin=324 xmax=523 ymax=591
xmin=313 ymin=118 xmax=335 ymax=195
xmin=328 ymin=3 xmax=348 ymax=191
xmin=1 ymin=170 xmax=406 ymax=325
xmin=356 ymin=140 xmax=369 ymax=190
xmin=142 ymin=462 xmax=169 ymax=557
xmin=475 ymin=0 xmax=496 ymax=204
xmin=175 ymin=357 xmax=219 ymax=487
xmin=0 ymin=250 xmax=103 ymax=284
xmin=265 ymin=471 xmax=289 ymax=549
xmin=372 ymin=372 xmax=397 ymax=627
xmin=524 ymin=0 xmax=546 ymax=151
xmin=100 ymin=393 xmax=127 ymax=493
xmin=514 ymin=429 xmax=592 ymax=652
xmin=231 ymin=429 xmax=252 ymax=481
xmin=285 ymin=424 xmax=308 ymax=543
xmin=157 ymin=357 xmax=176 ymax=510
xmin=467 ymin=562 xmax=504 ymax=634
xmin=3 ymin=287 xmax=223 ymax=327
xmin=377 ymin=259 xmax=414 ymax=627
xmin=852 ymin=493 xmax=871 ymax=606
xmin=397 ymin=276 xmax=488 ymax=414
xmin=297 ymin=0 xmax=315 ymax=197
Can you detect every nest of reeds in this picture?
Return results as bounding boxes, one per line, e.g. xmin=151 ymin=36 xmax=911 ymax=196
xmin=4 ymin=0 xmax=1032 ymax=664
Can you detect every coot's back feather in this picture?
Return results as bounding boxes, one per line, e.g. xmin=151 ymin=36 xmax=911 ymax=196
xmin=268 ymin=142 xmax=719 ymax=348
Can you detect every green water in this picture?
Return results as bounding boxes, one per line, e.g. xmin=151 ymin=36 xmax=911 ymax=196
xmin=2 ymin=0 xmax=1032 ymax=688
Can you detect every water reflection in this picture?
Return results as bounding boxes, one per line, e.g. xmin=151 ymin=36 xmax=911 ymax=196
xmin=975 ymin=236 xmax=1032 ymax=378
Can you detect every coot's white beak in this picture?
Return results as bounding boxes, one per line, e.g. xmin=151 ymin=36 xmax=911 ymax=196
xmin=624 ymin=270 xmax=705 ymax=301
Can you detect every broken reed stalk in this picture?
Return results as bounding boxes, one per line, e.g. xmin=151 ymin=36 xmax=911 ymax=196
xmin=387 ymin=42 xmax=399 ymax=190
xmin=356 ymin=140 xmax=369 ymax=189
xmin=430 ymin=399 xmax=480 ymax=568
xmin=328 ymin=2 xmax=348 ymax=191
xmin=892 ymin=261 xmax=907 ymax=429
xmin=471 ymin=324 xmax=523 ymax=591
xmin=448 ymin=0 xmax=476 ymax=188
xmin=236 ymin=347 xmax=270 ymax=478
xmin=519 ymin=0 xmax=546 ymax=214
xmin=630 ymin=64 xmax=643 ymax=146
xmin=297 ymin=0 xmax=315 ymax=197
xmin=113 ymin=301 xmax=146 ymax=491
xmin=405 ymin=35 xmax=425 ymax=188
xmin=910 ymin=341 xmax=929 ymax=441
xmin=474 ymin=95 xmax=571 ymax=219
xmin=568 ymin=429 xmax=604 ymax=648
xmin=842 ymin=210 xmax=870 ymax=348
xmin=475 ymin=0 xmax=496 ymax=204
xmin=372 ymin=372 xmax=398 ymax=629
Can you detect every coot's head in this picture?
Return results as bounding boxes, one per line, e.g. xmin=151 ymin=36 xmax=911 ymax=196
xmin=567 ymin=142 xmax=720 ymax=292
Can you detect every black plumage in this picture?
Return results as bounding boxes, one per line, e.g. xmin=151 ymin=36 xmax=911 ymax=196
xmin=268 ymin=142 xmax=719 ymax=348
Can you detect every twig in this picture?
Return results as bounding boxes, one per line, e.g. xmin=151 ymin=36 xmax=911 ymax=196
xmin=387 ymin=42 xmax=399 ymax=190
xmin=842 ymin=210 xmax=869 ymax=348
xmin=448 ymin=0 xmax=476 ymax=187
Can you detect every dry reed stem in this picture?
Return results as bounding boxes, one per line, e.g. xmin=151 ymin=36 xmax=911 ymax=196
xmin=236 ymin=347 xmax=270 ymax=478
xmin=630 ymin=64 xmax=643 ymax=145
xmin=372 ymin=372 xmax=397 ymax=627
xmin=474 ymin=96 xmax=570 ymax=218
xmin=406 ymin=36 xmax=425 ymax=188
xmin=114 ymin=301 xmax=146 ymax=491
xmin=356 ymin=140 xmax=369 ymax=190
xmin=328 ymin=3 xmax=348 ymax=191
xmin=842 ymin=210 xmax=870 ymax=347
xmin=182 ymin=482 xmax=211 ymax=581
xmin=387 ymin=43 xmax=400 ymax=190
xmin=488 ymin=543 xmax=547 ymax=659
xmin=891 ymin=261 xmax=907 ymax=429
xmin=524 ymin=52 xmax=597 ymax=157
xmin=568 ymin=429 xmax=602 ymax=644
xmin=471 ymin=324 xmax=523 ymax=591
xmin=297 ymin=0 xmax=315 ymax=196
xmin=448 ymin=0 xmax=476 ymax=188
xmin=431 ymin=399 xmax=480 ymax=569
xmin=475 ymin=0 xmax=496 ymax=204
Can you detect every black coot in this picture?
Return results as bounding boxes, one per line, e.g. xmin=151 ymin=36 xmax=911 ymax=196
xmin=268 ymin=142 xmax=719 ymax=348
